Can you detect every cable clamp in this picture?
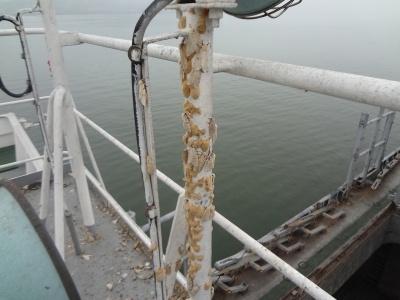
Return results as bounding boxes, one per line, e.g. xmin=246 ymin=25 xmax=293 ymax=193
xmin=128 ymin=45 xmax=142 ymax=63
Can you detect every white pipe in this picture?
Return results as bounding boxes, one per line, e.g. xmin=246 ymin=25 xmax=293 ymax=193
xmin=0 ymin=96 xmax=49 ymax=107
xmin=213 ymin=212 xmax=336 ymax=300
xmin=39 ymin=89 xmax=56 ymax=222
xmin=53 ymin=87 xmax=66 ymax=260
xmin=77 ymin=33 xmax=130 ymax=51
xmin=212 ymin=53 xmax=400 ymax=111
xmin=140 ymin=43 xmax=166 ymax=299
xmin=73 ymin=108 xmax=184 ymax=195
xmin=40 ymin=0 xmax=97 ymax=234
xmin=0 ymin=28 xmax=45 ymax=36
xmin=0 ymin=155 xmax=43 ymax=170
xmin=148 ymin=44 xmax=400 ymax=111
xmin=179 ymin=7 xmax=217 ymax=299
xmin=75 ymin=114 xmax=106 ymax=189
xmin=84 ymin=168 xmax=188 ymax=290
xmin=3 ymin=29 xmax=398 ymax=110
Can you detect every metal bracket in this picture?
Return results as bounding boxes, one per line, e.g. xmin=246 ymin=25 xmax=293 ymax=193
xmin=128 ymin=45 xmax=142 ymax=63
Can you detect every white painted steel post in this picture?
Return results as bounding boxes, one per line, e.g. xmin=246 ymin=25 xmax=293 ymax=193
xmin=213 ymin=212 xmax=336 ymax=300
xmin=38 ymin=0 xmax=97 ymax=236
xmin=17 ymin=14 xmax=52 ymax=156
xmin=345 ymin=112 xmax=369 ymax=192
xmin=39 ymin=89 xmax=56 ymax=223
xmin=172 ymin=2 xmax=234 ymax=298
xmin=138 ymin=43 xmax=166 ymax=299
xmin=361 ymin=108 xmax=384 ymax=186
xmin=53 ymin=87 xmax=66 ymax=259
xmin=374 ymin=112 xmax=395 ymax=172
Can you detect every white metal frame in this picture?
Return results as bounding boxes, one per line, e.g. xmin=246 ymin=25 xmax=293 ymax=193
xmin=3 ymin=2 xmax=400 ymax=298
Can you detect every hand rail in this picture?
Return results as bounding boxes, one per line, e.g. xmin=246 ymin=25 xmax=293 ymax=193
xmin=0 ymin=96 xmax=49 ymax=107
xmin=74 ymin=107 xmax=337 ymax=299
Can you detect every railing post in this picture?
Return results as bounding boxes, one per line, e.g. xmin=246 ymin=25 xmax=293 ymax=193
xmin=360 ymin=108 xmax=384 ymax=186
xmin=344 ymin=112 xmax=369 ymax=195
xmin=171 ymin=1 xmax=235 ymax=298
xmin=39 ymin=89 xmax=56 ymax=223
xmin=374 ymin=112 xmax=395 ymax=172
xmin=38 ymin=0 xmax=97 ymax=236
xmin=53 ymin=87 xmax=66 ymax=259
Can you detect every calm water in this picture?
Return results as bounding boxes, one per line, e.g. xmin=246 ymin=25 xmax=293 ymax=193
xmin=1 ymin=0 xmax=400 ymax=262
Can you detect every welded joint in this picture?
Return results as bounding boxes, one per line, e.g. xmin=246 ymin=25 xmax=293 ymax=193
xmin=60 ymin=32 xmax=81 ymax=47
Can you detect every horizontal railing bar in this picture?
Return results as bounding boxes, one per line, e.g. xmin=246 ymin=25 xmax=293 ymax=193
xmin=0 ymin=96 xmax=49 ymax=107
xmin=0 ymin=152 xmax=69 ymax=170
xmin=77 ymin=32 xmax=129 ymax=51
xmin=75 ymin=34 xmax=400 ymax=111
xmin=0 ymin=28 xmax=45 ymax=36
xmin=85 ymin=168 xmax=187 ymax=290
xmin=374 ymin=140 xmax=386 ymax=148
xmin=213 ymin=212 xmax=336 ymax=300
xmin=367 ymin=111 xmax=394 ymax=125
xmin=355 ymin=137 xmax=390 ymax=157
xmin=211 ymin=53 xmax=400 ymax=111
xmin=3 ymin=29 xmax=399 ymax=111
xmin=74 ymin=108 xmax=184 ymax=194
xmin=143 ymin=30 xmax=188 ymax=45
xmin=0 ymin=155 xmax=43 ymax=170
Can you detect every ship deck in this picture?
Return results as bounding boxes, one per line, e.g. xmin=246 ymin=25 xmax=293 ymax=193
xmin=213 ymin=164 xmax=400 ymax=300
xmin=19 ymin=172 xmax=158 ymax=300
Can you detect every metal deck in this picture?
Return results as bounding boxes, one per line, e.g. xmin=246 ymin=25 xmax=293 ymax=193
xmin=22 ymin=173 xmax=160 ymax=300
xmin=213 ymin=164 xmax=400 ymax=300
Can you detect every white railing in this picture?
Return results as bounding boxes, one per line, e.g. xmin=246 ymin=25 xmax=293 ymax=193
xmin=0 ymin=96 xmax=49 ymax=107
xmin=4 ymin=25 xmax=400 ymax=300
xmin=73 ymin=106 xmax=336 ymax=300
xmin=0 ymin=152 xmax=70 ymax=171
xmin=3 ymin=28 xmax=399 ymax=110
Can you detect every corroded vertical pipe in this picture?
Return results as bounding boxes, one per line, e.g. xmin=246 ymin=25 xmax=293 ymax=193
xmin=178 ymin=7 xmax=217 ymax=299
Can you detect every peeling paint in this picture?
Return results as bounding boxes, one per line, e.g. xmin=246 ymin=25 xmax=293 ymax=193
xmin=139 ymin=79 xmax=148 ymax=106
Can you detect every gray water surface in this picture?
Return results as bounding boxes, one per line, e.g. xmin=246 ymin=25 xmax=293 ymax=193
xmin=1 ymin=0 xmax=400 ymax=262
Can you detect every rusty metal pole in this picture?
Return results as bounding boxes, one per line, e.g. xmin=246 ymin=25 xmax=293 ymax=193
xmin=173 ymin=1 xmax=235 ymax=298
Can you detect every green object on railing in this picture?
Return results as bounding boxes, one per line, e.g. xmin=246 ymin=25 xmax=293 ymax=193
xmin=224 ymin=0 xmax=290 ymax=18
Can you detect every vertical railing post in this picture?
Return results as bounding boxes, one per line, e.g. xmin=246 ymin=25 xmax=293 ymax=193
xmin=172 ymin=1 xmax=235 ymax=298
xmin=38 ymin=0 xmax=98 ymax=236
xmin=374 ymin=112 xmax=396 ymax=172
xmin=39 ymin=88 xmax=56 ymax=224
xmin=53 ymin=87 xmax=66 ymax=259
xmin=137 ymin=43 xmax=166 ymax=299
xmin=344 ymin=112 xmax=369 ymax=195
xmin=360 ymin=108 xmax=384 ymax=186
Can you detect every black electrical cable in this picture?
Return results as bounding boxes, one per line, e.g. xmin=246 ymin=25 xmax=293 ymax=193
xmin=0 ymin=15 xmax=33 ymax=98
xmin=129 ymin=0 xmax=173 ymax=162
